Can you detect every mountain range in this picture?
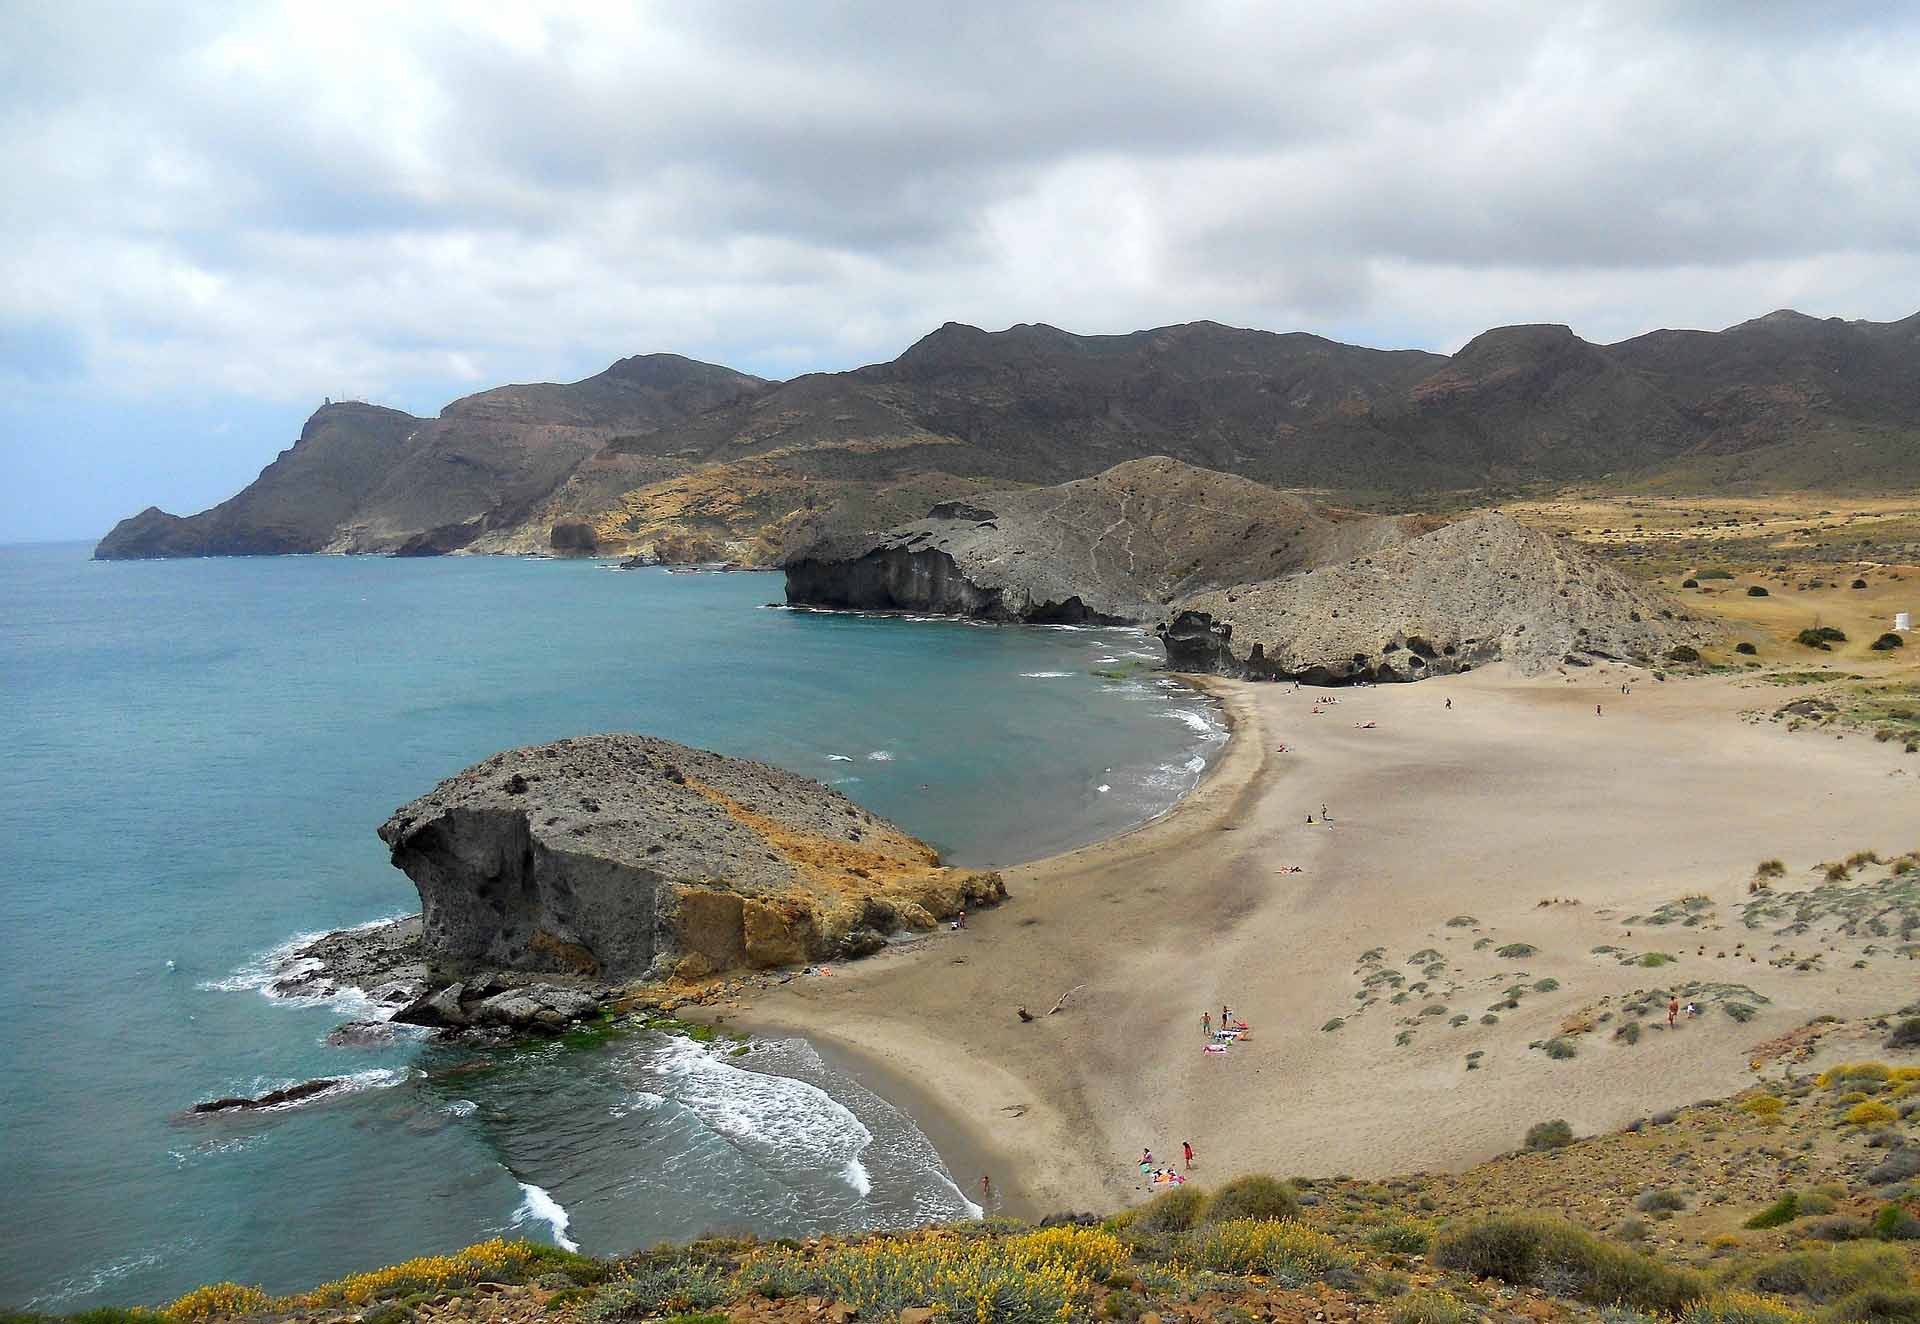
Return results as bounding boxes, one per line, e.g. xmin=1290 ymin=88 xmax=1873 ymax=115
xmin=94 ymin=308 xmax=1920 ymax=562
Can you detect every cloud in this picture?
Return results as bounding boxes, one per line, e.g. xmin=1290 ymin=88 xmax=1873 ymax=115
xmin=3 ymin=0 xmax=1919 ymax=414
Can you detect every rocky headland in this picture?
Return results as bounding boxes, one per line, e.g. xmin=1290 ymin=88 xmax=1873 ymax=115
xmin=1161 ymin=512 xmax=1721 ymax=681
xmin=782 ymin=457 xmax=1419 ymax=623
xmin=296 ymin=734 xmax=1002 ymax=1040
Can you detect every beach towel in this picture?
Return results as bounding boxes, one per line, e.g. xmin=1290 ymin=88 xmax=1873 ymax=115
xmin=1203 ymin=1043 xmax=1227 ymax=1053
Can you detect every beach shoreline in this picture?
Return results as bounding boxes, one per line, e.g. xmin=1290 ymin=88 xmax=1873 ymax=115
xmin=727 ymin=661 xmax=1920 ymax=1214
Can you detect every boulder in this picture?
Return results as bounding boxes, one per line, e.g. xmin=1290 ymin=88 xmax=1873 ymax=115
xmin=378 ymin=734 xmax=1002 ymax=982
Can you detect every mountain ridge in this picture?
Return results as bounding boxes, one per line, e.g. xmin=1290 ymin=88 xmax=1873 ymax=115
xmin=95 ymin=308 xmax=1920 ymax=561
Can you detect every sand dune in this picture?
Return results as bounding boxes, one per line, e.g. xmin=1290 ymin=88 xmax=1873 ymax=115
xmin=733 ymin=664 xmax=1919 ymax=1215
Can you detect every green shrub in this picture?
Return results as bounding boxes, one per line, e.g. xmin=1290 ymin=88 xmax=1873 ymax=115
xmin=1868 ymin=634 xmax=1904 ymax=652
xmin=1638 ymin=1189 xmax=1689 ymax=1213
xmin=1543 ymin=1037 xmax=1578 ymax=1060
xmin=1188 ymin=1219 xmax=1350 ymax=1286
xmin=1698 ymin=569 xmax=1735 ymax=580
xmin=1801 ymin=1218 xmax=1871 ymax=1242
xmin=1798 ymin=1192 xmax=1838 ymax=1216
xmin=586 ymin=1264 xmax=731 ymax=1321
xmin=1721 ymin=1243 xmax=1909 ymax=1303
xmin=1870 ymin=1205 xmax=1920 ymax=1241
xmin=731 ymin=1253 xmax=828 ymax=1301
xmin=1496 ymin=943 xmax=1538 ymax=959
xmin=1431 ymin=1215 xmax=1704 ymax=1312
xmin=1366 ymin=1220 xmax=1434 ymax=1255
xmin=1885 ymin=1019 xmax=1920 ymax=1051
xmin=1748 ymin=1194 xmax=1803 ymax=1229
xmin=1134 ymin=1184 xmax=1209 ymax=1234
xmin=1202 ymin=1175 xmax=1300 ymax=1223
xmin=543 ymin=1288 xmax=599 ymax=1313
xmin=1524 ymin=1119 xmax=1575 ymax=1151
xmin=1392 ymin=1290 xmax=1470 ymax=1324
xmin=1822 ymin=1288 xmax=1920 ymax=1323
xmin=1737 ymin=642 xmax=1759 ymax=655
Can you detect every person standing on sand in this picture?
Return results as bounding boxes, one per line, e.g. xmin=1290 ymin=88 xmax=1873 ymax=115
xmin=1668 ymin=997 xmax=1679 ymax=1027
xmin=1202 ymin=1011 xmax=1212 ymax=1038
xmin=1445 ymin=698 xmax=1452 ymax=710
xmin=1597 ymin=704 xmax=1603 ymax=717
xmin=1183 ymin=1140 xmax=1194 ymax=1170
xmin=981 ymin=1174 xmax=991 ymax=1203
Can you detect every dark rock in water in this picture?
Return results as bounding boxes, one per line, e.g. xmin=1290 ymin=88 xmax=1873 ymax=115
xmin=377 ymin=733 xmax=1002 ymax=983
xmin=191 ymin=1078 xmax=343 ymax=1114
xmin=326 ymin=1021 xmax=402 ymax=1047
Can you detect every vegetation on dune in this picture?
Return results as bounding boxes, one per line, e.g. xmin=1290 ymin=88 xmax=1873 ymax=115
xmin=1431 ymin=1215 xmax=1705 ymax=1312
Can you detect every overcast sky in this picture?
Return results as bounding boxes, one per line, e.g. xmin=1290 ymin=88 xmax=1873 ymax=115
xmin=4 ymin=1 xmax=1918 ymax=542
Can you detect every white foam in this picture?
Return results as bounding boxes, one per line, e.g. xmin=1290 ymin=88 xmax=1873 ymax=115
xmin=206 ymin=1067 xmax=407 ymax=1115
xmin=866 ymin=750 xmax=894 ymax=761
xmin=1096 ymin=784 xmax=1110 ymax=793
xmin=1020 ymin=671 xmax=1072 ymax=678
xmin=842 ymin=1157 xmax=873 ymax=1196
xmin=512 ymin=1182 xmax=579 ymax=1252
xmin=200 ymin=912 xmax=413 ymax=1018
xmin=443 ymin=1099 xmax=478 ymax=1118
xmin=826 ymin=753 xmax=854 ymax=761
xmin=638 ymin=1036 xmax=874 ymax=1182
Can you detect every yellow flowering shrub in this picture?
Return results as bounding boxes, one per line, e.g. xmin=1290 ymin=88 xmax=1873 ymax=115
xmin=1843 ymin=1100 xmax=1898 ymax=1127
xmin=1738 ymin=1095 xmax=1785 ymax=1117
xmin=285 ymin=1238 xmax=541 ymax=1307
xmin=1002 ymin=1226 xmax=1130 ymax=1282
xmin=1681 ymin=1290 xmax=1813 ymax=1324
xmin=165 ymin=1282 xmax=272 ymax=1321
xmin=1817 ymin=1063 xmax=1889 ymax=1089
xmin=817 ymin=1229 xmax=1099 ymax=1324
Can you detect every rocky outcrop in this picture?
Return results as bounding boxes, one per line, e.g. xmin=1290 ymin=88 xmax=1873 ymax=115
xmin=190 ymin=1079 xmax=345 ymax=1114
xmin=1162 ymin=513 xmax=1718 ymax=681
xmin=783 ymin=457 xmax=1415 ymax=623
xmin=377 ymin=734 xmax=1002 ymax=983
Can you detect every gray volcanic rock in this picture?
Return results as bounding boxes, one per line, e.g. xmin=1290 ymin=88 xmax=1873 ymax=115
xmin=377 ymin=734 xmax=1001 ymax=981
xmin=783 ymin=457 xmax=1414 ymax=623
xmin=1161 ymin=513 xmax=1716 ymax=682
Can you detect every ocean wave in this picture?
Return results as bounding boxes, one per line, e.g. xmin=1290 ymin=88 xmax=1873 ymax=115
xmin=826 ymin=753 xmax=854 ymax=761
xmin=1170 ymin=707 xmax=1227 ymax=737
xmin=635 ymin=1037 xmax=874 ymax=1181
xmin=1019 ymin=671 xmax=1072 ymax=678
xmin=198 ymin=1067 xmax=408 ymax=1116
xmin=200 ymin=913 xmax=412 ymax=1017
xmin=27 ymin=1242 xmax=185 ymax=1310
xmin=443 ymin=1099 xmax=479 ymax=1118
xmin=866 ymin=750 xmax=894 ymax=761
xmin=512 ymin=1181 xmax=580 ymax=1252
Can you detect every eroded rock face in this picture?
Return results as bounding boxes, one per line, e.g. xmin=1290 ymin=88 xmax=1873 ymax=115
xmin=783 ymin=457 xmax=1414 ymax=624
xmin=378 ymin=734 xmax=1002 ymax=981
xmin=1162 ymin=513 xmax=1717 ymax=681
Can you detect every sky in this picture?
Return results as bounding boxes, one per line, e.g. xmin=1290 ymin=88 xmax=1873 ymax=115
xmin=3 ymin=2 xmax=1919 ymax=543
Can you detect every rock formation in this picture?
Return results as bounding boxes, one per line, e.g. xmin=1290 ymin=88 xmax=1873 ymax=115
xmin=376 ymin=734 xmax=1002 ymax=982
xmin=96 ymin=307 xmax=1920 ymax=563
xmin=1160 ymin=513 xmax=1718 ymax=682
xmin=783 ymin=457 xmax=1417 ymax=623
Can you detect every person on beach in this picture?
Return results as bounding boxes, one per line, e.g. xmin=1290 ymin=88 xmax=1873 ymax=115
xmin=1202 ymin=1011 xmax=1212 ymax=1037
xmin=1668 ymin=997 xmax=1679 ymax=1027
xmin=1597 ymin=704 xmax=1603 ymax=717
xmin=1183 ymin=1140 xmax=1194 ymax=1169
xmin=981 ymin=1174 xmax=991 ymax=1202
xmin=1445 ymin=697 xmax=1452 ymax=709
xmin=1221 ymin=1005 xmax=1231 ymax=1030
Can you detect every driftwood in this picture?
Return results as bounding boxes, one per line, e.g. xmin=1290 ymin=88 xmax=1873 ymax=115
xmin=1047 ymin=984 xmax=1087 ymax=1016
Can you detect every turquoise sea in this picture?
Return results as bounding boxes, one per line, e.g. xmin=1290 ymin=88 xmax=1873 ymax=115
xmin=0 ymin=544 xmax=1225 ymax=1310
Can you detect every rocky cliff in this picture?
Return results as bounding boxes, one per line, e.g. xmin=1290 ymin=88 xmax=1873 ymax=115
xmin=782 ymin=457 xmax=1416 ymax=623
xmin=1160 ymin=513 xmax=1718 ymax=682
xmin=376 ymin=734 xmax=1002 ymax=982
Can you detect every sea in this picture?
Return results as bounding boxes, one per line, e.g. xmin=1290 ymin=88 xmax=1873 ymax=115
xmin=0 ymin=543 xmax=1227 ymax=1311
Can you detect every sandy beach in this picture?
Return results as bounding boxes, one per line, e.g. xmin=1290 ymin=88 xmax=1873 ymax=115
xmin=731 ymin=661 xmax=1920 ymax=1217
